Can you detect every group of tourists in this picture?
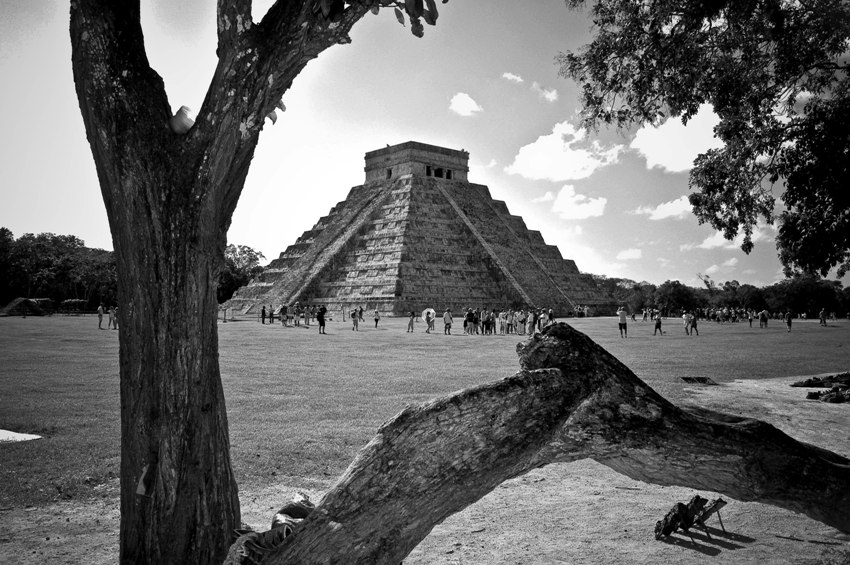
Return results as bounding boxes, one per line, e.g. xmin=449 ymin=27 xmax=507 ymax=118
xmin=415 ymin=307 xmax=556 ymax=336
xmin=96 ymin=303 xmax=119 ymax=330
xmin=260 ymin=302 xmax=328 ymax=334
xmin=615 ymin=304 xmax=841 ymax=338
xmin=350 ymin=307 xmax=381 ymax=331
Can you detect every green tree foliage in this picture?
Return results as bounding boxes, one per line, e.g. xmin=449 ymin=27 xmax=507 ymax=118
xmin=560 ymin=0 xmax=850 ymax=278
xmin=653 ymin=279 xmax=699 ymax=313
xmin=734 ymin=283 xmax=766 ymax=311
xmin=762 ymin=274 xmax=846 ymax=315
xmin=217 ymin=244 xmax=265 ymax=303
xmin=0 ymin=227 xmax=14 ymax=305
xmin=0 ymin=229 xmax=117 ymax=308
xmin=592 ymin=275 xmax=656 ymax=313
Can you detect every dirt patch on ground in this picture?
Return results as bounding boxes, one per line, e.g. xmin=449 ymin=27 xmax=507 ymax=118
xmin=2 ymin=376 xmax=849 ymax=564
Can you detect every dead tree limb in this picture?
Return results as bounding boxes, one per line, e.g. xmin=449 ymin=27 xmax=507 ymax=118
xmin=516 ymin=323 xmax=850 ymax=532
xmin=241 ymin=323 xmax=849 ymax=564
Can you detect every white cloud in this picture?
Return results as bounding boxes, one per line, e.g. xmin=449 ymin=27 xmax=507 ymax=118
xmin=532 ymin=191 xmax=555 ymax=203
xmin=505 ymin=122 xmax=624 ymax=181
xmin=502 ymin=72 xmax=524 ymax=83
xmin=449 ymin=92 xmax=483 ymax=117
xmin=616 ymin=248 xmax=643 ymax=260
xmin=632 ymin=195 xmax=692 ymax=220
xmin=703 ymin=257 xmax=739 ymax=277
xmin=551 ymin=185 xmax=607 ymax=220
xmin=531 ymin=81 xmax=558 ymax=102
xmin=630 ymin=104 xmax=724 ymax=173
xmin=680 ymin=225 xmax=773 ymax=252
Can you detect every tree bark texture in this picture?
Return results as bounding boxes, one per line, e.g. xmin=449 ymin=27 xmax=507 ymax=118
xmin=258 ymin=322 xmax=849 ymax=564
xmin=69 ymin=1 xmax=372 ymax=562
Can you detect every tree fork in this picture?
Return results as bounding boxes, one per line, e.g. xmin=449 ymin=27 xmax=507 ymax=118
xmin=70 ymin=1 xmax=414 ymax=562
xmin=255 ymin=323 xmax=848 ymax=564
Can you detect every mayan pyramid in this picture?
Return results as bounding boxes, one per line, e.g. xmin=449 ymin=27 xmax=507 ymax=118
xmin=227 ymin=141 xmax=614 ymax=315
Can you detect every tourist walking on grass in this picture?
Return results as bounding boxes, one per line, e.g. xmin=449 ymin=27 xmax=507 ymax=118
xmin=108 ymin=305 xmax=115 ymax=329
xmin=407 ymin=311 xmax=415 ymax=333
xmin=616 ymin=306 xmax=628 ymax=338
xmin=690 ymin=311 xmax=699 ymax=336
xmin=352 ymin=309 xmax=359 ymax=331
xmin=654 ymin=314 xmax=663 ymax=336
xmin=443 ymin=308 xmax=453 ymax=335
xmin=317 ymin=305 xmax=327 ymax=334
xmin=113 ymin=307 xmax=119 ymax=330
xmin=425 ymin=310 xmax=432 ymax=334
xmin=261 ymin=305 xmax=266 ymax=324
xmin=682 ymin=311 xmax=690 ymax=336
xmin=785 ymin=310 xmax=793 ymax=332
xmin=97 ymin=303 xmax=104 ymax=329
xmin=374 ymin=309 xmax=380 ymax=328
xmin=819 ymin=308 xmax=827 ymax=326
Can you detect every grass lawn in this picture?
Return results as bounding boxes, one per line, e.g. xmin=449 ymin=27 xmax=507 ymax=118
xmin=1 ymin=313 xmax=848 ymax=510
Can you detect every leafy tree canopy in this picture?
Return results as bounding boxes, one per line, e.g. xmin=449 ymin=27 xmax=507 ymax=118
xmin=217 ymin=244 xmax=266 ymax=303
xmin=0 ymin=229 xmax=117 ymax=307
xmin=560 ymin=0 xmax=850 ymax=278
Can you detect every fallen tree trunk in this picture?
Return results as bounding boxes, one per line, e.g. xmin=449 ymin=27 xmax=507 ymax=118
xmin=235 ymin=323 xmax=849 ymax=564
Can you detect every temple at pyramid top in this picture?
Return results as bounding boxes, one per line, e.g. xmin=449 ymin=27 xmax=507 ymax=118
xmin=227 ymin=141 xmax=614 ymax=316
xmin=364 ymin=141 xmax=469 ymax=182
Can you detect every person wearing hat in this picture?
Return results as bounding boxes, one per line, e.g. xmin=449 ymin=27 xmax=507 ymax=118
xmin=443 ymin=308 xmax=453 ymax=335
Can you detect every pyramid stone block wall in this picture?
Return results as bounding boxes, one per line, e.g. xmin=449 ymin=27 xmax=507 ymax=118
xmin=227 ymin=142 xmax=615 ymax=316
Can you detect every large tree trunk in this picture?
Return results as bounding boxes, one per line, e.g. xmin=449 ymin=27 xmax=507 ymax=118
xmin=69 ymin=3 xmax=243 ymax=560
xmin=115 ymin=204 xmax=240 ymax=564
xmin=247 ymin=323 xmax=849 ymax=564
xmin=69 ymin=1 xmax=377 ymax=562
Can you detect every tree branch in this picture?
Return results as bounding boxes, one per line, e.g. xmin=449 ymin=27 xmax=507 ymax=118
xmin=517 ymin=323 xmax=850 ymax=531
xmin=218 ymin=0 xmax=254 ymax=53
xmin=194 ymin=0 xmax=375 ymax=227
xmin=228 ymin=323 xmax=849 ymax=563
xmin=70 ymin=0 xmax=190 ymax=271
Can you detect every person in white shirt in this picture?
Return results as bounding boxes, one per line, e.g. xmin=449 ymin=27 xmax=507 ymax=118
xmin=616 ymin=306 xmax=628 ymax=338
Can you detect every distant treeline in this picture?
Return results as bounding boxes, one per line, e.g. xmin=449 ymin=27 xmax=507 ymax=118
xmin=0 ymin=228 xmax=117 ymax=311
xmin=0 ymin=228 xmax=265 ymax=311
xmin=592 ymin=275 xmax=850 ymax=318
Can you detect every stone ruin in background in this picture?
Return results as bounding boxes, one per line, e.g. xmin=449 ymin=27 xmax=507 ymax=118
xmin=226 ymin=141 xmax=615 ymax=316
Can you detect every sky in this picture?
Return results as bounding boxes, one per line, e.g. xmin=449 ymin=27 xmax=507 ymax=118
xmin=1 ymin=0 xmax=841 ymax=289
